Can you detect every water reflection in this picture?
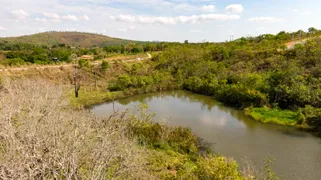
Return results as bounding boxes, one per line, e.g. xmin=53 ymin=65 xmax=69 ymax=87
xmin=92 ymin=90 xmax=321 ymax=180
xmin=281 ymin=130 xmax=309 ymax=138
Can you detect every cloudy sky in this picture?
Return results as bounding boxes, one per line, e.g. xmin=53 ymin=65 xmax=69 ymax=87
xmin=0 ymin=0 xmax=320 ymax=42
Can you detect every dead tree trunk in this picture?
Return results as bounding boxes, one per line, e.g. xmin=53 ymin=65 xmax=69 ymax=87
xmin=94 ymin=70 xmax=98 ymax=90
xmin=74 ymin=64 xmax=80 ymax=98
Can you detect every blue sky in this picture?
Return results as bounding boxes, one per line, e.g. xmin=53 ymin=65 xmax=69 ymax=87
xmin=0 ymin=0 xmax=321 ymax=42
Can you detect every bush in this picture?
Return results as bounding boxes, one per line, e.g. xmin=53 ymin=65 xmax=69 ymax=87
xmin=3 ymin=58 xmax=25 ymax=66
xmin=301 ymin=106 xmax=321 ymax=132
xmin=196 ymin=155 xmax=244 ymax=180
xmin=78 ymin=59 xmax=90 ymax=68
xmin=101 ymin=60 xmax=110 ymax=72
xmin=216 ymin=84 xmax=267 ymax=108
xmin=129 ymin=119 xmax=198 ymax=154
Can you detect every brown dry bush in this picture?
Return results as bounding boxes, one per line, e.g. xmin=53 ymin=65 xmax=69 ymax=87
xmin=0 ymin=78 xmax=153 ymax=180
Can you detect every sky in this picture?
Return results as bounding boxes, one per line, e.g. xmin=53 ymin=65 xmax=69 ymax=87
xmin=0 ymin=0 xmax=321 ymax=42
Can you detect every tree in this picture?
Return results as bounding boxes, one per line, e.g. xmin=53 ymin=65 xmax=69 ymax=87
xmin=308 ymin=27 xmax=318 ymax=34
xmin=50 ymin=48 xmax=72 ymax=62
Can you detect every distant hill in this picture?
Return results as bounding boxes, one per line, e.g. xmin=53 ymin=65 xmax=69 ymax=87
xmin=0 ymin=31 xmax=145 ymax=48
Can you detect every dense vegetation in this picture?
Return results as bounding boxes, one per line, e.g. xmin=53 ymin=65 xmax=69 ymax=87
xmin=105 ymin=28 xmax=321 ymax=134
xmin=0 ymin=40 xmax=164 ymax=66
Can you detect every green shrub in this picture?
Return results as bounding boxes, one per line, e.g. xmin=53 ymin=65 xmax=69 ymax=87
xmin=301 ymin=106 xmax=321 ymax=131
xmin=78 ymin=59 xmax=90 ymax=68
xmin=101 ymin=60 xmax=110 ymax=72
xmin=196 ymin=155 xmax=244 ymax=180
xmin=129 ymin=119 xmax=198 ymax=154
xmin=216 ymin=84 xmax=267 ymax=108
xmin=4 ymin=58 xmax=25 ymax=66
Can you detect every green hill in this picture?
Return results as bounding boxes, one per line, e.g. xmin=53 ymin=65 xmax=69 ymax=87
xmin=0 ymin=31 xmax=143 ymax=48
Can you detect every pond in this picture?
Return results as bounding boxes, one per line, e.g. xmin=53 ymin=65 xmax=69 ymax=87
xmin=92 ymin=90 xmax=321 ymax=180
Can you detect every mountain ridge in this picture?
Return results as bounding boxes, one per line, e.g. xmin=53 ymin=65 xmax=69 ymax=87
xmin=0 ymin=31 xmax=146 ymax=48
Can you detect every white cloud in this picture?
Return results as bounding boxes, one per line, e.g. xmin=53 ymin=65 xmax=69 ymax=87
xmin=248 ymin=17 xmax=282 ymax=22
xmin=118 ymin=25 xmax=136 ymax=32
xmin=38 ymin=28 xmax=47 ymax=32
xmin=0 ymin=26 xmax=7 ymax=31
xmin=51 ymin=18 xmax=61 ymax=23
xmin=62 ymin=14 xmax=78 ymax=21
xmin=228 ymin=30 xmax=235 ymax=35
xmin=42 ymin=13 xmax=60 ymax=22
xmin=172 ymin=3 xmax=217 ymax=13
xmin=256 ymin=27 xmax=267 ymax=30
xmin=35 ymin=18 xmax=48 ymax=23
xmin=65 ymin=28 xmax=77 ymax=31
xmin=111 ymin=14 xmax=240 ymax=25
xmin=80 ymin=14 xmax=90 ymax=21
xmin=292 ymin=9 xmax=313 ymax=15
xmin=226 ymin=4 xmax=244 ymax=13
xmin=190 ymin=29 xmax=203 ymax=33
xmin=300 ymin=11 xmax=313 ymax=15
xmin=12 ymin=9 xmax=29 ymax=19
xmin=174 ymin=3 xmax=197 ymax=11
xmin=118 ymin=28 xmax=127 ymax=32
xmin=201 ymin=5 xmax=215 ymax=12
xmin=43 ymin=13 xmax=59 ymax=19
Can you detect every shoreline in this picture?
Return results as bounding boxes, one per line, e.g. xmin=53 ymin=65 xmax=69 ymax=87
xmin=71 ymin=88 xmax=320 ymax=138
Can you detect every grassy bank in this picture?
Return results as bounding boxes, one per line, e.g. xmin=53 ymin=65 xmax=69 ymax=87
xmin=69 ymin=86 xmax=179 ymax=108
xmin=69 ymin=89 xmax=124 ymax=108
xmin=70 ymin=86 xmax=307 ymax=131
xmin=245 ymin=106 xmax=321 ymax=134
xmin=245 ymin=107 xmax=303 ymax=126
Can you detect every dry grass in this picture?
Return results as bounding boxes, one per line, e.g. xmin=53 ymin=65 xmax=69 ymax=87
xmin=0 ymin=78 xmax=153 ymax=179
xmin=101 ymin=53 xmax=147 ymax=62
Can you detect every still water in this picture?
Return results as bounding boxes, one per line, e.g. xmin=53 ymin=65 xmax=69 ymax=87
xmin=92 ymin=91 xmax=321 ymax=180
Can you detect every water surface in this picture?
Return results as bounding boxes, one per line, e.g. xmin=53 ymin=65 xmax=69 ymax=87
xmin=92 ymin=91 xmax=321 ymax=180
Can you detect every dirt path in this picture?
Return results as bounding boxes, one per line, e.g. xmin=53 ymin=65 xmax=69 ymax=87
xmin=285 ymin=39 xmax=308 ymax=49
xmin=0 ymin=53 xmax=152 ymax=72
xmin=284 ymin=36 xmax=321 ymax=49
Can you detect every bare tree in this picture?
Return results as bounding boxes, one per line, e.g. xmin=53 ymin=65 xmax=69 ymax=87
xmin=93 ymin=66 xmax=98 ymax=90
xmin=74 ymin=64 xmax=80 ymax=98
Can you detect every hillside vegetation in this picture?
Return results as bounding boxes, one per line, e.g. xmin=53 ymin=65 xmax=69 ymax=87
xmin=0 ymin=33 xmax=165 ymax=66
xmin=1 ymin=27 xmax=321 ymax=179
xmin=93 ymin=28 xmax=321 ymax=134
xmin=2 ymin=28 xmax=320 ymax=134
xmin=0 ymin=31 xmax=145 ymax=48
